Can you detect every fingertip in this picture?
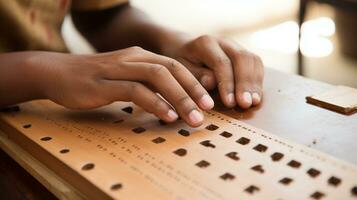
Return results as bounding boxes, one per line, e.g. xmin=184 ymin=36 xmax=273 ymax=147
xmin=188 ymin=109 xmax=204 ymax=127
xmin=165 ymin=109 xmax=179 ymax=122
xmin=237 ymin=91 xmax=252 ymax=109
xmin=224 ymin=93 xmax=236 ymax=108
xmin=199 ymin=94 xmax=215 ymax=110
xmin=251 ymin=92 xmax=261 ymax=106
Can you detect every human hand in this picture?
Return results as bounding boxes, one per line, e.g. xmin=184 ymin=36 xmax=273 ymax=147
xmin=163 ymin=34 xmax=264 ymax=109
xmin=29 ymin=48 xmax=214 ymax=127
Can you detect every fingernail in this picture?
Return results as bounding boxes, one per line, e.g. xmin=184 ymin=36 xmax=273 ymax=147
xmin=243 ymin=92 xmax=252 ymax=105
xmin=167 ymin=109 xmax=178 ymax=121
xmin=200 ymin=94 xmax=214 ymax=109
xmin=252 ymin=93 xmax=261 ymax=103
xmin=227 ymin=93 xmax=235 ymax=105
xmin=189 ymin=109 xmax=203 ymax=125
xmin=200 ymin=75 xmax=210 ymax=88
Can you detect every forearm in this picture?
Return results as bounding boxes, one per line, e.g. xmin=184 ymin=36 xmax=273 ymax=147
xmin=0 ymin=52 xmax=45 ymax=107
xmin=72 ymin=5 xmax=190 ymax=55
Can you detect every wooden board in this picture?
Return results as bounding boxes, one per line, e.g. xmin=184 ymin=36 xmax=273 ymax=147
xmin=306 ymin=85 xmax=357 ymax=115
xmin=0 ymin=100 xmax=357 ymax=200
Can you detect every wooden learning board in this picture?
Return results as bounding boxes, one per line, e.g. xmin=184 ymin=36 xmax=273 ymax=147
xmin=0 ymin=100 xmax=356 ymax=200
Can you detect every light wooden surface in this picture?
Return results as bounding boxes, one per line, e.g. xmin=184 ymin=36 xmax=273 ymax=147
xmin=216 ymin=69 xmax=357 ymax=164
xmin=0 ymin=68 xmax=356 ymax=199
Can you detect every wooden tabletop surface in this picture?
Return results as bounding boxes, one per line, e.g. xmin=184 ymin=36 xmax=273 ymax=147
xmin=217 ymin=68 xmax=357 ymax=165
xmin=0 ymin=67 xmax=356 ymax=199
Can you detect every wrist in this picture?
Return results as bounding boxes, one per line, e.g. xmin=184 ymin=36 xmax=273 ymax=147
xmin=157 ymin=29 xmax=193 ymax=58
xmin=22 ymin=52 xmax=52 ymax=100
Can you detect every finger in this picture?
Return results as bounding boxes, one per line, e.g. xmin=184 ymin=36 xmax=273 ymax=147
xmin=176 ymin=58 xmax=217 ymax=91
xmin=127 ymin=50 xmax=215 ymax=111
xmin=101 ymin=80 xmax=179 ymax=122
xmin=219 ymin=40 xmax=264 ymax=108
xmin=104 ymin=62 xmax=205 ymax=127
xmin=250 ymin=56 xmax=264 ymax=106
xmin=188 ymin=35 xmax=236 ymax=108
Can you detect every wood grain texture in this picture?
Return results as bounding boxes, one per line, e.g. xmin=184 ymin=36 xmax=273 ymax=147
xmin=0 ymin=68 xmax=356 ymax=199
xmin=0 ymin=100 xmax=356 ymax=199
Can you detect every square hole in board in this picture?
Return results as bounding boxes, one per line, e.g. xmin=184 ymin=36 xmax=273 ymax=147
xmin=310 ymin=191 xmax=325 ymax=199
xmin=251 ymin=165 xmax=264 ymax=174
xmin=253 ymin=144 xmax=268 ymax=153
xmin=220 ymin=131 xmax=232 ymax=138
xmin=279 ymin=177 xmax=293 ymax=185
xmin=178 ymin=129 xmax=190 ymax=137
xmin=200 ymin=140 xmax=215 ymax=148
xmin=122 ymin=106 xmax=133 ymax=114
xmin=307 ymin=168 xmax=321 ymax=178
xmin=226 ymin=152 xmax=239 ymax=161
xmin=220 ymin=173 xmax=235 ymax=181
xmin=351 ymin=186 xmax=357 ymax=196
xmin=152 ymin=137 xmax=166 ymax=144
xmin=328 ymin=176 xmax=341 ymax=187
xmin=236 ymin=137 xmax=250 ymax=145
xmin=196 ymin=160 xmax=210 ymax=168
xmin=287 ymin=160 xmax=301 ymax=168
xmin=271 ymin=152 xmax=284 ymax=161
xmin=173 ymin=148 xmax=187 ymax=156
xmin=245 ymin=185 xmax=260 ymax=194
xmin=205 ymin=124 xmax=219 ymax=131
xmin=132 ymin=127 xmax=146 ymax=134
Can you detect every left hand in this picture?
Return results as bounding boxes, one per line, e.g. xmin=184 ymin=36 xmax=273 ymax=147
xmin=163 ymin=34 xmax=264 ymax=109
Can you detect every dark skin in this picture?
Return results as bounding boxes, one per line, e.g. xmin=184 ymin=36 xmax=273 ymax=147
xmin=0 ymin=4 xmax=263 ymax=127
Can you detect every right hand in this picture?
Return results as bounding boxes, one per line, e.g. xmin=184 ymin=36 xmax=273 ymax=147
xmin=29 ymin=47 xmax=214 ymax=127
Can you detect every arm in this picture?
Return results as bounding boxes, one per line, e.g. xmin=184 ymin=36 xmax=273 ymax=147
xmin=0 ymin=49 xmax=213 ymax=127
xmin=72 ymin=4 xmax=264 ymax=109
xmin=0 ymin=52 xmax=45 ymax=107
xmin=71 ymin=4 xmax=180 ymax=54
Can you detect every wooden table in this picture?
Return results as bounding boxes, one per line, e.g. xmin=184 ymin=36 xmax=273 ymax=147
xmin=0 ymin=68 xmax=356 ymax=199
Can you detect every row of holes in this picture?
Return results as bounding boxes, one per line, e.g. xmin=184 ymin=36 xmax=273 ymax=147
xmin=23 ymin=116 xmax=357 ymax=198
xmin=132 ymin=123 xmax=336 ymax=184
xmin=131 ymin=123 xmax=352 ymax=199
xmin=123 ymin=106 xmax=353 ymax=177
xmin=172 ymin=146 xmax=342 ymax=187
xmin=22 ymin=124 xmax=123 ymax=192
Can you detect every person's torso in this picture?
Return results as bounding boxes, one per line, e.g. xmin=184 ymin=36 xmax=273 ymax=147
xmin=0 ymin=0 xmax=71 ymax=52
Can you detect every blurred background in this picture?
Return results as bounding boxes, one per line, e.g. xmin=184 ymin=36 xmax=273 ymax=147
xmin=62 ymin=0 xmax=357 ymax=87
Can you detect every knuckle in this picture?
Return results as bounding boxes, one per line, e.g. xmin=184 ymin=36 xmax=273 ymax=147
xmin=214 ymin=56 xmax=231 ymax=66
xmin=237 ymin=49 xmax=251 ymax=56
xmin=217 ymin=78 xmax=232 ymax=86
xmin=192 ymin=81 xmax=204 ymax=94
xmin=153 ymin=98 xmax=167 ymax=113
xmin=150 ymin=64 xmax=170 ymax=77
xmin=166 ymin=58 xmax=183 ymax=72
xmin=129 ymin=82 xmax=144 ymax=99
xmin=128 ymin=46 xmax=144 ymax=53
xmin=197 ymin=34 xmax=213 ymax=43
xmin=131 ymin=82 xmax=143 ymax=92
xmin=176 ymin=95 xmax=194 ymax=110
xmin=234 ymin=50 xmax=251 ymax=60
xmin=217 ymin=78 xmax=234 ymax=92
